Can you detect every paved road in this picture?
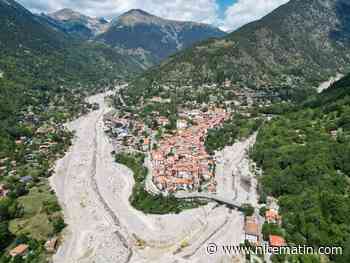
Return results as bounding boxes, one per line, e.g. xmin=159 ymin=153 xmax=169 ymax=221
xmin=175 ymin=192 xmax=242 ymax=209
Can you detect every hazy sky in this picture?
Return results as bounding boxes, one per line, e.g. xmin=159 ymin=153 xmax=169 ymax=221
xmin=17 ymin=0 xmax=290 ymax=31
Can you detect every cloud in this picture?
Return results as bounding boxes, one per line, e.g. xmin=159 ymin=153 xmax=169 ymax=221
xmin=220 ymin=0 xmax=290 ymax=31
xmin=17 ymin=0 xmax=219 ymax=25
xmin=16 ymin=0 xmax=290 ymax=31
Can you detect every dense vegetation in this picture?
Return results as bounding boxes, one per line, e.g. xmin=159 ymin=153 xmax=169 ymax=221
xmin=0 ymin=183 xmax=65 ymax=262
xmin=251 ymin=75 xmax=350 ymax=263
xmin=0 ymin=0 xmax=142 ymax=155
xmin=114 ymin=152 xmax=204 ymax=214
xmin=205 ymin=114 xmax=263 ymax=154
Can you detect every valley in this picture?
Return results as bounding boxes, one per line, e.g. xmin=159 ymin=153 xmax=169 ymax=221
xmin=51 ymin=89 xmax=257 ymax=263
xmin=1 ymin=0 xmax=350 ymax=262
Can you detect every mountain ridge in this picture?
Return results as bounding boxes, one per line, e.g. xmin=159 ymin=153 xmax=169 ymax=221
xmin=129 ymin=0 xmax=350 ymax=94
xmin=38 ymin=7 xmax=226 ymax=68
xmin=41 ymin=8 xmax=110 ymax=39
xmin=115 ymin=9 xmax=217 ymax=28
xmin=96 ymin=9 xmax=226 ymax=67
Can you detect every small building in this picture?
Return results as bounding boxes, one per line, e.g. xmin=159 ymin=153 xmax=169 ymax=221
xmin=224 ymin=79 xmax=232 ymax=88
xmin=150 ymin=96 xmax=163 ymax=103
xmin=45 ymin=237 xmax=58 ymax=253
xmin=177 ymin=119 xmax=188 ymax=129
xmin=15 ymin=140 xmax=23 ymax=145
xmin=9 ymin=244 xmax=29 ymax=257
xmin=265 ymin=209 xmax=282 ymax=225
xmin=269 ymin=235 xmax=286 ymax=247
xmin=143 ymin=138 xmax=150 ymax=151
xmin=244 ymin=217 xmax=260 ymax=244
xmin=158 ymin=117 xmax=169 ymax=126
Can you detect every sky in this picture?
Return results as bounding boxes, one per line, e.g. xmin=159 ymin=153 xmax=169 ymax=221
xmin=17 ymin=0 xmax=290 ymax=32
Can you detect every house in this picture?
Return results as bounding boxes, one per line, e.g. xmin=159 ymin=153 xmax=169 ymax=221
xmin=45 ymin=237 xmax=58 ymax=253
xmin=150 ymin=96 xmax=163 ymax=103
xmin=143 ymin=138 xmax=150 ymax=151
xmin=157 ymin=117 xmax=169 ymax=126
xmin=224 ymin=79 xmax=232 ymax=88
xmin=177 ymin=119 xmax=188 ymax=129
xmin=269 ymin=235 xmax=286 ymax=247
xmin=244 ymin=217 xmax=260 ymax=244
xmin=9 ymin=244 xmax=29 ymax=257
xmin=15 ymin=140 xmax=23 ymax=145
xmin=266 ymin=209 xmax=282 ymax=225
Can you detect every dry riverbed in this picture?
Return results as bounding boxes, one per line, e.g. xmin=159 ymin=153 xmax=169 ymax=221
xmin=50 ymin=91 xmax=256 ymax=263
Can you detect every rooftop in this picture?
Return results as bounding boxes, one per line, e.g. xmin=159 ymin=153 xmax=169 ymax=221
xmin=9 ymin=244 xmax=29 ymax=257
xmin=269 ymin=235 xmax=286 ymax=247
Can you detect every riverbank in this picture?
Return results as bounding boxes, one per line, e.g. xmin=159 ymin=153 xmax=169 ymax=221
xmin=50 ymin=90 xmax=257 ymax=263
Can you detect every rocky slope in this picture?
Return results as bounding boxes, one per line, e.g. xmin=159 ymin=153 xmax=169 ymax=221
xmin=39 ymin=8 xmax=109 ymax=39
xmin=96 ymin=9 xmax=227 ymax=67
xmin=131 ymin=0 xmax=350 ymax=92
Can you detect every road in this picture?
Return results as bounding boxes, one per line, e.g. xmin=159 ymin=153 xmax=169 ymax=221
xmin=51 ymin=90 xmax=253 ymax=263
xmin=175 ymin=192 xmax=241 ymax=209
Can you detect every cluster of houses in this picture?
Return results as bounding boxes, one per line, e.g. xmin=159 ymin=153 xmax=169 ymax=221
xmin=103 ymin=112 xmax=149 ymax=152
xmin=244 ymin=204 xmax=286 ymax=248
xmin=0 ymin=123 xmax=64 ymax=180
xmin=151 ymin=108 xmax=229 ymax=193
xmin=8 ymin=237 xmax=58 ymax=259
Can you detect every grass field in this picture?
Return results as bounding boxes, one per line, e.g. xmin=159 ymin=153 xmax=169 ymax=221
xmin=8 ymin=182 xmax=60 ymax=241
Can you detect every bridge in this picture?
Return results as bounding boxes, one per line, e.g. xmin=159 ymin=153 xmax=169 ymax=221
xmin=175 ymin=192 xmax=242 ymax=210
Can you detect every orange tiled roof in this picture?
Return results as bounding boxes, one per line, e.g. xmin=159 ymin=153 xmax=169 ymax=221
xmin=10 ymin=244 xmax=29 ymax=257
xmin=269 ymin=235 xmax=286 ymax=247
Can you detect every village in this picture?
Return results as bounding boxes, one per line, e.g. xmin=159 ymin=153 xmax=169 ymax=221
xmin=104 ymin=82 xmax=288 ymax=258
xmin=0 ymin=88 xmax=101 ymax=261
xmin=104 ymin=101 xmax=232 ymax=193
xmin=150 ymin=108 xmax=229 ymax=193
xmin=244 ymin=197 xmax=286 ymax=252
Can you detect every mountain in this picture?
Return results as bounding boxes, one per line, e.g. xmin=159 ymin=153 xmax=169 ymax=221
xmin=39 ymin=8 xmax=109 ymax=39
xmin=95 ymin=9 xmax=227 ymax=68
xmin=0 ymin=0 xmax=143 ymax=143
xmin=130 ymin=0 xmax=350 ymax=93
xmin=0 ymin=0 xmax=143 ymax=85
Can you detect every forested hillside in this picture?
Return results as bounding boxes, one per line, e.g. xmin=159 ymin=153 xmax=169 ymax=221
xmin=128 ymin=0 xmax=350 ymax=94
xmin=251 ymin=75 xmax=350 ymax=263
xmin=0 ymin=0 xmax=142 ymax=154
